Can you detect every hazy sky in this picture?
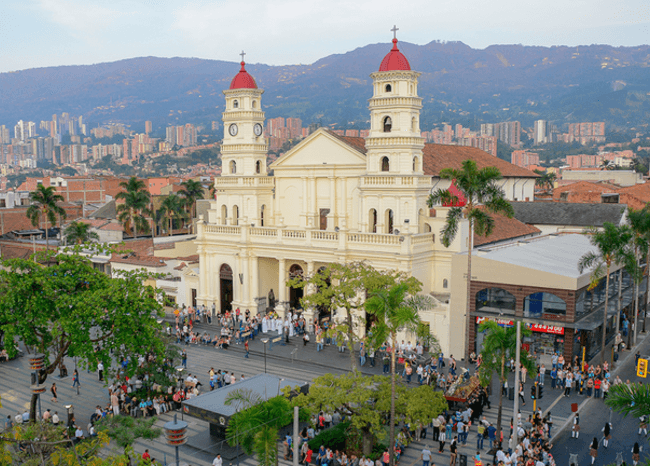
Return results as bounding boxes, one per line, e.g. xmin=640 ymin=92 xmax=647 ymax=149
xmin=1 ymin=0 xmax=648 ymax=73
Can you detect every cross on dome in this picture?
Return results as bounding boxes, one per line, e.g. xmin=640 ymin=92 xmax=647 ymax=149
xmin=240 ymin=50 xmax=246 ymax=62
xmin=391 ymin=25 xmax=399 ymax=40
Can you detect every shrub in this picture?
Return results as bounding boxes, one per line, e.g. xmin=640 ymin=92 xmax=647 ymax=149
xmin=308 ymin=421 xmax=350 ymax=451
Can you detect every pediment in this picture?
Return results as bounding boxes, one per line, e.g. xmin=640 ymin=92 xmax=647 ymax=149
xmin=271 ymin=128 xmax=366 ymax=169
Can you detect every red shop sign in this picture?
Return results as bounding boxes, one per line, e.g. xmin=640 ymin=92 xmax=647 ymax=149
xmin=476 ymin=316 xmax=564 ymax=335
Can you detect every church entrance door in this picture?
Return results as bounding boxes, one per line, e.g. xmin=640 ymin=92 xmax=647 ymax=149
xmin=289 ymin=264 xmax=304 ymax=310
xmin=220 ymin=264 xmax=233 ymax=314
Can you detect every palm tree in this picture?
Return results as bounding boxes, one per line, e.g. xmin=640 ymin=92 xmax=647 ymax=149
xmin=156 ymin=194 xmax=187 ymax=236
xmin=578 ymin=223 xmax=633 ymax=364
xmin=63 ymin=221 xmax=100 ymax=245
xmin=116 ymin=177 xmax=151 ymax=239
xmin=26 ymin=185 xmax=67 ymax=250
xmin=427 ymin=159 xmax=514 ymax=359
xmin=626 ymin=208 xmax=650 ymax=346
xmin=179 ymin=179 xmax=205 ymax=233
xmin=365 ymin=282 xmax=431 ymax=466
xmin=534 ymin=170 xmax=557 ymax=193
xmin=477 ymin=320 xmax=536 ymax=438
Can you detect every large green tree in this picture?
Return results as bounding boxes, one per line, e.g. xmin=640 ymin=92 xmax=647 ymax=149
xmin=292 ymin=372 xmax=446 ymax=456
xmin=427 ymin=159 xmax=514 ymax=359
xmin=605 ymin=382 xmax=650 ymax=417
xmin=26 ymin=185 xmax=67 ymax=251
xmin=477 ymin=320 xmax=536 ymax=437
xmin=0 ymin=252 xmax=166 ymax=422
xmin=365 ymin=282 xmax=433 ymax=466
xmin=156 ymin=193 xmax=187 ymax=236
xmin=578 ymin=223 xmax=633 ymax=364
xmin=63 ymin=221 xmax=100 ymax=245
xmin=116 ymin=177 xmax=151 ymax=239
xmin=178 ymin=179 xmax=205 ymax=233
xmin=288 ymin=262 xmax=422 ymax=372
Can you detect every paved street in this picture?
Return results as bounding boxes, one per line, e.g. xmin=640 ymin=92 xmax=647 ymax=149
xmin=1 ymin=316 xmax=649 ymax=466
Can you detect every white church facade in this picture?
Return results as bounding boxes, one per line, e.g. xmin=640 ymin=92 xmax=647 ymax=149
xmin=196 ymin=36 xmax=537 ymax=357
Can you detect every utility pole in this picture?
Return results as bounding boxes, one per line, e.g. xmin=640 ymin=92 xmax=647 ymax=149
xmin=512 ymin=321 xmax=521 ymax=448
xmin=293 ymin=406 xmax=299 ymax=466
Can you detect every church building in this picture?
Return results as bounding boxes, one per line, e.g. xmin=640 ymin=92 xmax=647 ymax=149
xmin=196 ymin=34 xmax=537 ymax=357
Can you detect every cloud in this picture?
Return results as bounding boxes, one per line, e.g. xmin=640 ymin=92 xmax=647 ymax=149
xmin=36 ymin=0 xmax=127 ymax=39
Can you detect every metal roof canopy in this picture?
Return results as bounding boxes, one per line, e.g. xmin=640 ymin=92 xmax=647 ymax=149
xmin=181 ymin=373 xmax=308 ymax=427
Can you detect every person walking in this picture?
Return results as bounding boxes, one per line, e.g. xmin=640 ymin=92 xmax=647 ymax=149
xmin=639 ymin=415 xmax=648 ymax=436
xmin=50 ymin=383 xmax=58 ymax=403
xmin=438 ymin=422 xmax=446 ymax=453
xmin=571 ymin=413 xmax=580 ymax=439
xmin=602 ymin=422 xmax=612 ymax=448
xmin=590 ymin=437 xmax=599 ymax=464
xmin=244 ymin=339 xmax=250 ymax=358
xmin=181 ymin=350 xmax=187 ymax=369
xmin=632 ymin=442 xmax=641 ymax=466
xmin=97 ymin=361 xmax=104 ymax=381
xmin=72 ymin=370 xmax=80 ymax=390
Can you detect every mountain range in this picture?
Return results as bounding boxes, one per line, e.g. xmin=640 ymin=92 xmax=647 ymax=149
xmin=1 ymin=40 xmax=650 ymax=133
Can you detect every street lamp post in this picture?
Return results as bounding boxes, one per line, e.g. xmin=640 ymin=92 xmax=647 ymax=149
xmin=261 ymin=338 xmax=269 ymax=373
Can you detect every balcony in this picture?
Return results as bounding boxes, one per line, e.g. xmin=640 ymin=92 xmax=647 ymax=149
xmin=200 ymin=223 xmax=435 ymax=256
xmin=214 ymin=177 xmax=274 ymax=187
xmin=361 ymin=176 xmax=432 ymax=188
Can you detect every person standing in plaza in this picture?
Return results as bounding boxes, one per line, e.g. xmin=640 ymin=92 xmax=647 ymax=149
xmin=213 ymin=454 xmax=223 ymax=466
xmin=571 ymin=413 xmax=580 ymax=438
xmin=590 ymin=437 xmax=598 ymax=464
xmin=421 ymin=445 xmax=432 ymax=466
xmin=181 ymin=350 xmax=187 ymax=369
xmin=50 ymin=382 xmax=58 ymax=403
xmin=244 ymin=339 xmax=249 ymax=358
xmin=438 ymin=421 xmax=446 ymax=453
xmin=449 ymin=436 xmax=458 ymax=466
xmin=97 ymin=361 xmax=104 ymax=382
xmin=632 ymin=442 xmax=641 ymax=466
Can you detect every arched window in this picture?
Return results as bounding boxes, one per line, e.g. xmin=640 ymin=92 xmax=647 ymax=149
xmin=383 ymin=116 xmax=392 ymax=133
xmin=369 ymin=208 xmax=377 ymax=233
xmin=385 ymin=209 xmax=394 ymax=234
xmin=232 ymin=205 xmax=239 ymax=226
xmin=381 ymin=156 xmax=390 ymax=172
xmin=443 ymin=279 xmax=448 ymax=289
xmin=233 ymin=100 xmax=239 ymax=109
xmin=475 ymin=288 xmax=516 ymax=315
xmin=413 ymin=156 xmax=419 ymax=171
xmin=230 ymin=160 xmax=236 ymax=174
xmin=256 ymin=160 xmax=261 ymax=174
xmin=289 ymin=264 xmax=304 ymax=280
xmin=425 ymin=223 xmax=432 ymax=233
xmin=260 ymin=205 xmax=265 ymax=227
xmin=252 ymin=100 xmax=257 ymax=109
xmin=524 ymin=292 xmax=566 ymax=317
xmin=221 ymin=205 xmax=228 ymax=225
xmin=385 ymin=84 xmax=392 ymax=93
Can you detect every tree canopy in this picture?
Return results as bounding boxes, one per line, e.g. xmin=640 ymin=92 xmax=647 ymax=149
xmin=0 ymin=252 xmax=166 ymax=421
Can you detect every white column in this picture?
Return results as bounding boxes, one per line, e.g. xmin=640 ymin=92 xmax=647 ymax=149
xmin=301 ymin=176 xmax=308 ymax=227
xmin=251 ymin=255 xmax=259 ymax=314
xmin=242 ymin=252 xmax=250 ymax=310
xmin=329 ymin=176 xmax=336 ymax=228
xmin=310 ymin=176 xmax=317 ymax=228
xmin=276 ymin=258 xmax=287 ymax=318
xmin=304 ymin=260 xmax=316 ymax=327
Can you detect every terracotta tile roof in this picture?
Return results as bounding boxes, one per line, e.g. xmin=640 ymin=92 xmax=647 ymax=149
xmin=325 ymin=131 xmax=368 ymax=154
xmin=552 ymin=181 xmax=649 ymax=209
xmin=174 ymin=262 xmax=187 ymax=271
xmin=422 ymin=144 xmax=538 ymax=178
xmin=176 ymin=254 xmax=199 ymax=262
xmin=473 ymin=210 xmax=541 ymax=247
xmin=98 ymin=223 xmax=124 ymax=232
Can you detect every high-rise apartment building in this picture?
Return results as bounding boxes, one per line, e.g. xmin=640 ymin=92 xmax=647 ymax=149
xmin=533 ymin=120 xmax=551 ymax=145
xmin=511 ymin=150 xmax=539 ymax=168
xmin=145 ymin=121 xmax=152 ymax=135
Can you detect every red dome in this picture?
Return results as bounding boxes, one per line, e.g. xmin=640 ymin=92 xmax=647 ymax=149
xmin=378 ymin=38 xmax=411 ymax=72
xmin=229 ymin=61 xmax=257 ymax=90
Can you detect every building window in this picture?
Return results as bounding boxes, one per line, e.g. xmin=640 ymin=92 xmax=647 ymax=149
xmin=385 ymin=84 xmax=392 ymax=92
xmin=230 ymin=160 xmax=236 ymax=174
xmin=369 ymin=208 xmax=377 ymax=233
xmin=233 ymin=205 xmax=239 ymax=225
xmin=256 ymin=160 xmax=261 ymax=174
xmin=475 ymin=288 xmax=516 ymax=315
xmin=233 ymin=100 xmax=239 ymax=109
xmin=412 ymin=117 xmax=417 ymax=132
xmin=383 ymin=116 xmax=392 ymax=133
xmin=381 ymin=156 xmax=390 ymax=172
xmin=385 ymin=209 xmax=394 ymax=234
xmin=413 ymin=156 xmax=420 ymax=171
xmin=260 ymin=205 xmax=265 ymax=227
xmin=559 ymin=192 xmax=568 ymax=201
xmin=221 ymin=205 xmax=228 ymax=225
xmin=252 ymin=100 xmax=257 ymax=109
xmin=443 ymin=279 xmax=448 ymax=289
xmin=524 ymin=292 xmax=566 ymax=317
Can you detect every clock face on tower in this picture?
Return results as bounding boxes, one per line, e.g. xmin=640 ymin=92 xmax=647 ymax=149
xmin=228 ymin=124 xmax=238 ymax=136
xmin=254 ymin=123 xmax=263 ymax=137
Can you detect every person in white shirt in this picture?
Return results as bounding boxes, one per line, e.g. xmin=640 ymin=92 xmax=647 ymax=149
xmin=213 ymin=454 xmax=223 ymax=466
xmin=75 ymin=426 xmax=84 ymax=440
xmin=52 ymin=412 xmax=60 ymax=425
